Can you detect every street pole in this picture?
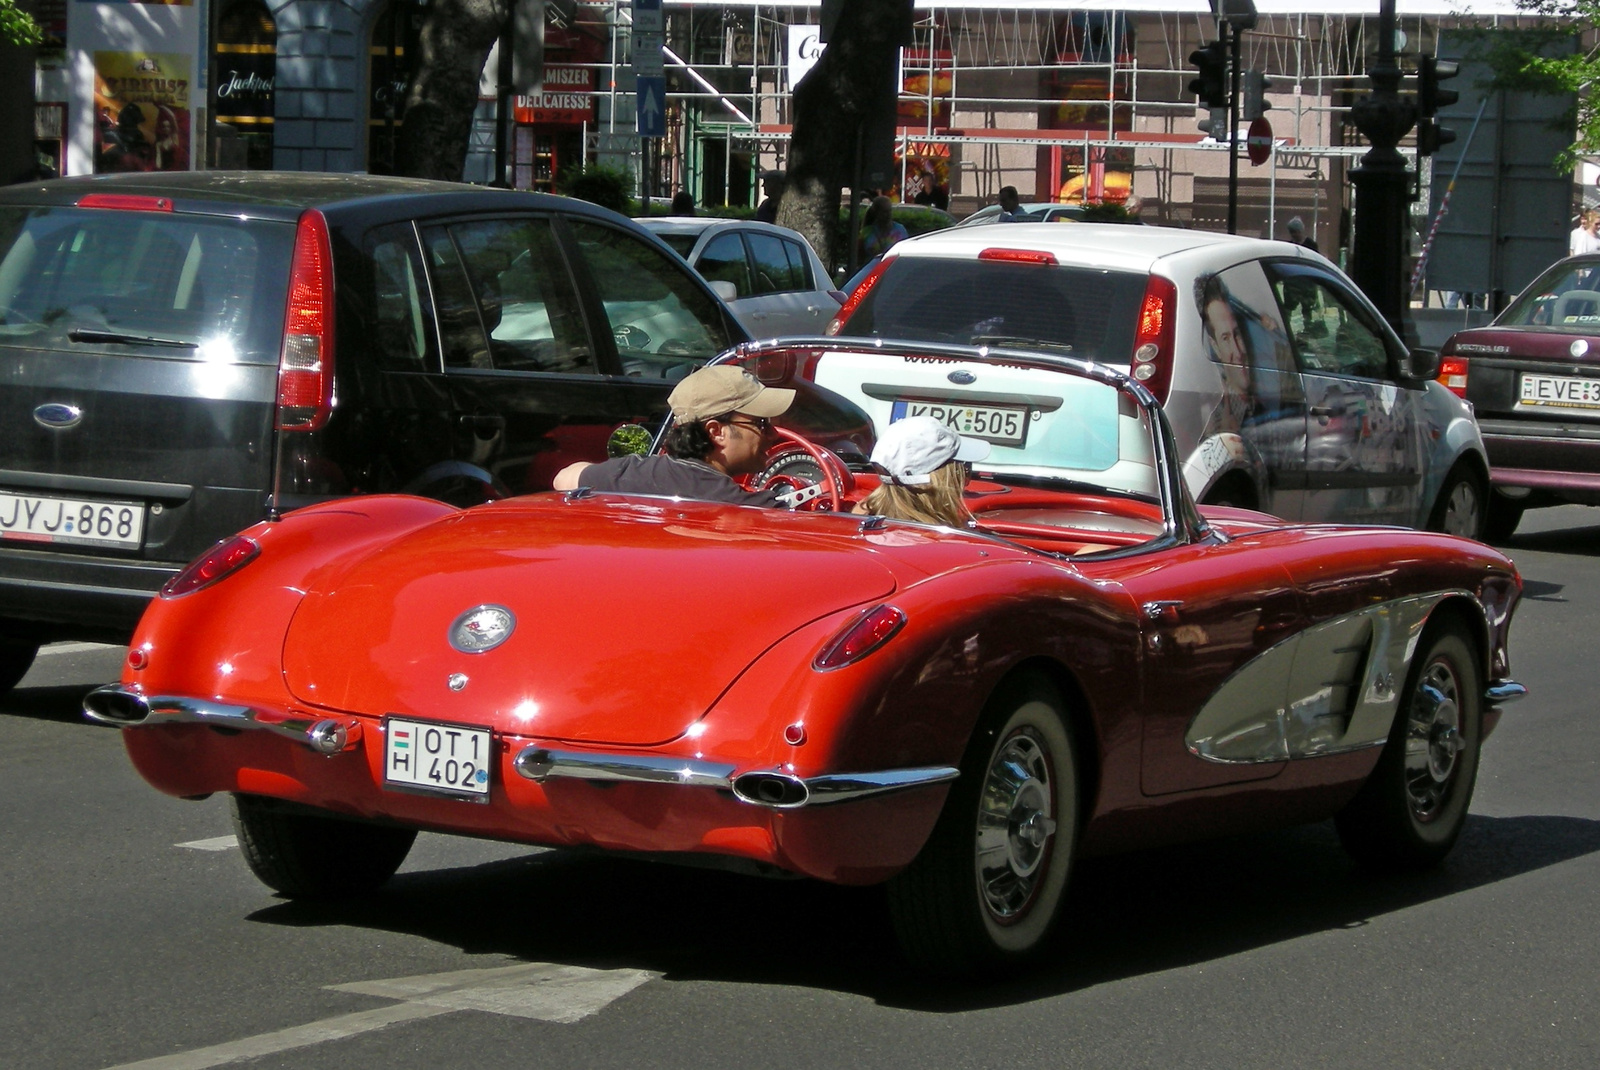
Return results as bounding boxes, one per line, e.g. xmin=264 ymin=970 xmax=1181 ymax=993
xmin=495 ymin=27 xmax=514 ymax=188
xmin=1347 ymin=0 xmax=1415 ymax=335
xmin=1227 ymin=20 xmax=1242 ymax=234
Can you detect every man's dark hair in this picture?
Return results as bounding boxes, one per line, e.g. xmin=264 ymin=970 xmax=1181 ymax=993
xmin=663 ymin=419 xmax=715 ymax=460
xmin=671 ymin=191 xmax=695 ymax=214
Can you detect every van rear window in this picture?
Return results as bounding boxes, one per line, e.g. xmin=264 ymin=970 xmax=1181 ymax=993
xmin=839 ymin=257 xmax=1145 ymax=364
xmin=0 ymin=207 xmax=292 ymax=362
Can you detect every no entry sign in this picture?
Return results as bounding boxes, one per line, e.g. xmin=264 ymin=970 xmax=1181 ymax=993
xmin=1247 ymin=117 xmax=1273 ymax=166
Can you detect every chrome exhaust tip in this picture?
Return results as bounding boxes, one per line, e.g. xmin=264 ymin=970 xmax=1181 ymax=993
xmin=83 ymin=685 xmax=151 ymax=726
xmin=731 ymin=771 xmax=811 ymax=809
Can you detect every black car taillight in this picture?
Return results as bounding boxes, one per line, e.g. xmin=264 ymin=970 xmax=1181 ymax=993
xmin=1130 ymin=275 xmax=1177 ymax=403
xmin=277 ymin=209 xmax=335 ymax=432
xmin=162 ymin=536 xmax=260 ymax=598
xmin=1438 ymin=355 xmax=1469 ymax=398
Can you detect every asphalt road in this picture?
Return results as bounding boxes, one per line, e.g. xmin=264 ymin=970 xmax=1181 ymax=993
xmin=5 ymin=507 xmax=1600 ymax=1070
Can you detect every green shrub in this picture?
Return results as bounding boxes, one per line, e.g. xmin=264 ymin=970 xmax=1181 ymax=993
xmin=559 ymin=165 xmax=633 ymax=214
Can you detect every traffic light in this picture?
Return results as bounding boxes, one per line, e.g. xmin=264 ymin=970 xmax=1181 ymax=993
xmin=1241 ymin=69 xmax=1272 ymax=121
xmin=1197 ymin=107 xmax=1229 ymax=138
xmin=1416 ymin=55 xmax=1460 ymax=157
xmin=1189 ymin=40 xmax=1229 ymax=110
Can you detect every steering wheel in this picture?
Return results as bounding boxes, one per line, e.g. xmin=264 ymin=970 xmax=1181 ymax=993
xmin=752 ymin=426 xmax=853 ymax=512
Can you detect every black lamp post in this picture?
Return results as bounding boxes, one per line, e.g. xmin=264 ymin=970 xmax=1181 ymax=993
xmin=1347 ymin=0 xmax=1416 ymax=334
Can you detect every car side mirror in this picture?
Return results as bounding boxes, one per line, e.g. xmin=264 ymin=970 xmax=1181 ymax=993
xmin=606 ymin=424 xmax=653 ymax=457
xmin=709 ymin=280 xmax=738 ymax=302
xmin=1402 ymin=346 xmax=1441 ymax=382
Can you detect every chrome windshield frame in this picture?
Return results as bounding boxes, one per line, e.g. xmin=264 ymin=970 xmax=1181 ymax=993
xmin=698 ymin=337 xmax=1208 ymax=547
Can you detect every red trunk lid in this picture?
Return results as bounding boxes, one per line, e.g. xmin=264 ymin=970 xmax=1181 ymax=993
xmin=281 ymin=498 xmax=897 ymax=746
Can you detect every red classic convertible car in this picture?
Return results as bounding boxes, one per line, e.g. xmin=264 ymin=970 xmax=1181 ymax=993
xmin=86 ymin=341 xmax=1525 ymax=974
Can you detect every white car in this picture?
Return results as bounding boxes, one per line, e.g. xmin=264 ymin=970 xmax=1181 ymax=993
xmin=954 ymin=202 xmax=1089 ymax=227
xmin=639 ymin=217 xmax=843 ymax=338
xmin=824 ymin=223 xmax=1489 ymax=536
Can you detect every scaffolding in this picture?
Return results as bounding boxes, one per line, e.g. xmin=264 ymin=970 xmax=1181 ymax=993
xmin=567 ymin=1 xmax=1559 ymax=243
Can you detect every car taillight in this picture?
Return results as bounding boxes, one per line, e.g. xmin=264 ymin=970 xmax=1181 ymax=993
xmin=976 ymin=247 xmax=1058 ymax=265
xmin=1130 ymin=274 xmax=1178 ymax=403
xmin=813 ymin=604 xmax=906 ymax=671
xmin=76 ymin=193 xmax=174 ymax=212
xmin=277 ymin=209 xmax=335 ymax=432
xmin=827 ymin=256 xmax=894 ymax=336
xmin=161 ymin=536 xmax=260 ymax=598
xmin=1438 ymin=355 xmax=1469 ymax=397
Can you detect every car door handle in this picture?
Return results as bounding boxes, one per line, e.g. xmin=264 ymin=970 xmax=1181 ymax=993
xmin=458 ymin=413 xmax=506 ymax=435
xmin=1309 ymin=404 xmax=1337 ymax=419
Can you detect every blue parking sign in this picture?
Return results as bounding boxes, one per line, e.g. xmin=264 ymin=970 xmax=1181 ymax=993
xmin=636 ymin=76 xmax=666 ymax=138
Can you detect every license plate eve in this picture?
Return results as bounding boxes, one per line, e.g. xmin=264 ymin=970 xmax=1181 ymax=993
xmin=0 ymin=492 xmax=145 ymax=549
xmin=891 ymin=400 xmax=1027 ymax=445
xmin=384 ymin=718 xmax=492 ymax=798
xmin=1519 ymin=374 xmax=1600 ymax=408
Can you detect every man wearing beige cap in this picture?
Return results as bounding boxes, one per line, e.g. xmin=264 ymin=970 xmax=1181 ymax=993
xmin=552 ymin=365 xmax=796 ymax=505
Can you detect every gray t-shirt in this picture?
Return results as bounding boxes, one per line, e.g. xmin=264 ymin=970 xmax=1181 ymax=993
xmin=577 ymin=454 xmax=787 ymax=507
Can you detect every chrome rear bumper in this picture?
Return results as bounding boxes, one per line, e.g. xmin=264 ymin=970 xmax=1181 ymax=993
xmin=83 ymin=684 xmax=361 ymax=754
xmin=83 ymin=685 xmax=961 ymax=809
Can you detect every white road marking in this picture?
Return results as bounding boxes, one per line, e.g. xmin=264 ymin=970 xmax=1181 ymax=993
xmin=174 ymin=836 xmax=239 ymax=852
xmin=98 ymin=962 xmax=655 ymax=1070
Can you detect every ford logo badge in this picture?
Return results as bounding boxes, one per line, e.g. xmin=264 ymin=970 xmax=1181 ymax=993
xmin=449 ymin=605 xmax=516 ymax=653
xmin=34 ymin=403 xmax=83 ymax=430
xmin=948 ymin=370 xmax=976 ymax=385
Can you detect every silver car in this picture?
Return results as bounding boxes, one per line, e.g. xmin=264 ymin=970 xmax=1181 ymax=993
xmin=640 ymin=217 xmax=843 ymax=338
xmin=827 ymin=223 xmax=1489 ymax=537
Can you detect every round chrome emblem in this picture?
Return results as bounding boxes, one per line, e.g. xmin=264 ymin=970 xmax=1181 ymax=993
xmin=448 ymin=673 xmax=469 ymax=691
xmin=33 ymin=403 xmax=83 ymax=430
xmin=448 ymin=605 xmax=516 ymax=653
xmin=1572 ymin=339 xmax=1590 ymax=358
xmin=948 ymin=370 xmax=977 ymax=385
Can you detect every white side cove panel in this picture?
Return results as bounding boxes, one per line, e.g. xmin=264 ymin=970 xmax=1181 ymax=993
xmin=1187 ymin=592 xmax=1452 ymax=764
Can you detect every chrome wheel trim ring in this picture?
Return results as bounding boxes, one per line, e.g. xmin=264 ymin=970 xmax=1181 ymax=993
xmin=1404 ymin=664 xmax=1464 ymax=822
xmin=974 ymin=730 xmax=1057 ymax=923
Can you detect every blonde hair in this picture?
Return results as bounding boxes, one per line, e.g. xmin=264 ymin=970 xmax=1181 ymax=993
xmin=861 ymin=462 xmax=972 ymax=527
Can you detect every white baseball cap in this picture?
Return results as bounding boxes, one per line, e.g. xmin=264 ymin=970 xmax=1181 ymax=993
xmin=871 ymin=415 xmax=991 ymax=486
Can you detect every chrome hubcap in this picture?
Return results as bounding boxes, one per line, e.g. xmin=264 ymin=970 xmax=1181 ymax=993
xmin=975 ymin=732 xmax=1056 ymax=921
xmin=1404 ymin=664 xmax=1464 ymax=822
xmin=1444 ymin=482 xmax=1480 ymax=538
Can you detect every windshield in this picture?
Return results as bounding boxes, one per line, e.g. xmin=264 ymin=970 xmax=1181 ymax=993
xmin=837 ymin=256 xmax=1145 ymax=361
xmin=1498 ymin=258 xmax=1600 ymax=328
xmin=0 ymin=206 xmax=292 ymax=361
xmin=735 ymin=343 xmax=1162 ymax=503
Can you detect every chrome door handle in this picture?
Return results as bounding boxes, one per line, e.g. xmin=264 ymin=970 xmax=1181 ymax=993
xmin=1142 ymin=600 xmax=1183 ymax=622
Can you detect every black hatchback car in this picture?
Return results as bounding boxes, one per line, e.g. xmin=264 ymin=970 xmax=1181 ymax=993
xmin=0 ymin=172 xmax=747 ymax=691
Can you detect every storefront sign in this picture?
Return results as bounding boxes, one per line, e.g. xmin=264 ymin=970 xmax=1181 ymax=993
xmin=214 ymin=49 xmax=275 ymax=124
xmin=787 ymin=25 xmax=822 ymax=90
xmin=514 ymin=65 xmax=594 ymax=125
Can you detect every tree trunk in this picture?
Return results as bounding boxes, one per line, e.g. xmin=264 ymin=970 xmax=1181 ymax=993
xmin=777 ymin=0 xmax=911 ymax=274
xmin=396 ymin=0 xmax=504 ymax=181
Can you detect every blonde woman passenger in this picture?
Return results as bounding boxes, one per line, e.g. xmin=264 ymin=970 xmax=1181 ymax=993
xmin=857 ymin=415 xmax=990 ymax=528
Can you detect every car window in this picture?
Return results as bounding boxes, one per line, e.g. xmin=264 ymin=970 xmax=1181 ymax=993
xmin=1267 ymin=264 xmax=1389 ymax=380
xmin=1498 ymin=259 xmax=1600 ymax=327
xmin=366 ymin=224 xmax=437 ymax=372
xmin=565 ymin=219 xmax=732 ymax=379
xmin=430 ymin=218 xmax=594 ymax=375
xmin=421 ymin=226 xmax=492 ymax=370
xmin=748 ymin=233 xmax=804 ymax=294
xmin=695 ymin=232 xmax=752 ymax=298
xmin=782 ymin=239 xmax=814 ymax=290
xmin=0 ymin=206 xmax=290 ymax=362
xmin=656 ymin=233 xmax=697 ymax=259
xmin=839 ymin=257 xmax=1144 ymax=362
